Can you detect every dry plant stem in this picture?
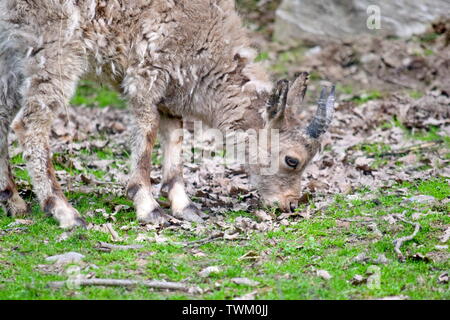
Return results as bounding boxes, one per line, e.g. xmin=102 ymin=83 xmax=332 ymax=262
xmin=48 ymin=279 xmax=201 ymax=293
xmin=104 ymin=223 xmax=121 ymax=241
xmin=185 ymin=232 xmax=224 ymax=247
xmin=377 ymin=141 xmax=441 ymax=158
xmin=393 ymin=214 xmax=421 ymax=262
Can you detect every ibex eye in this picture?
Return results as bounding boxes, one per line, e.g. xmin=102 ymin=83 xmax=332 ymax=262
xmin=285 ymin=156 xmax=299 ymax=169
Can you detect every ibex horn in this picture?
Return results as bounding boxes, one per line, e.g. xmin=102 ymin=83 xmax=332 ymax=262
xmin=305 ymin=85 xmax=335 ymax=139
xmin=266 ymin=79 xmax=289 ymax=120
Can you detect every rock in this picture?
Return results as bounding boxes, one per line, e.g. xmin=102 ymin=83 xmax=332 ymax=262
xmin=355 ymin=157 xmax=371 ymax=167
xmin=353 ymin=252 xmax=370 ymax=263
xmin=404 ymin=195 xmax=436 ymax=204
xmin=56 ymin=232 xmax=72 ymax=242
xmin=231 ymin=277 xmax=260 ymax=287
xmin=254 ymin=210 xmax=274 ymax=222
xmin=373 ymin=254 xmax=389 ymax=265
xmin=198 ymin=266 xmax=221 ymax=278
xmin=274 ymin=0 xmax=450 ymax=44
xmin=316 ymin=269 xmax=332 ymax=280
xmin=411 ymin=212 xmax=425 ymax=220
xmin=439 ymin=227 xmax=450 ymax=243
xmin=437 ymin=272 xmax=448 ymax=284
xmin=234 ymin=291 xmax=257 ymax=300
xmin=46 ymin=252 xmax=85 ymax=265
xmin=350 ymin=274 xmax=366 ymax=285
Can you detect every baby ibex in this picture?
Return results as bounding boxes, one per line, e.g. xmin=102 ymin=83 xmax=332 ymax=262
xmin=0 ymin=0 xmax=335 ymax=228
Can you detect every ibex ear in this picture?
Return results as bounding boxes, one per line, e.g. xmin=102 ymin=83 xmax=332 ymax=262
xmin=265 ymin=79 xmax=289 ymax=128
xmin=287 ymin=72 xmax=309 ymax=113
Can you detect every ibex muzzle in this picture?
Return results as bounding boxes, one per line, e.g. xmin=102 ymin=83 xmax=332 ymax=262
xmin=248 ymin=73 xmax=336 ymax=212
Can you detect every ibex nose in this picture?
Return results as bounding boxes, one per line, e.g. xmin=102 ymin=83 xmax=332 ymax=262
xmin=289 ymin=200 xmax=299 ymax=212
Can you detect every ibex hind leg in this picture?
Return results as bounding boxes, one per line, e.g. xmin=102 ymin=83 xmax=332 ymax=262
xmin=0 ymin=118 xmax=29 ymax=217
xmin=159 ymin=115 xmax=203 ymax=223
xmin=0 ymin=57 xmax=29 ymax=217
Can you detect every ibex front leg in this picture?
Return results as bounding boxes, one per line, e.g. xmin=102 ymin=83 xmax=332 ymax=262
xmin=159 ymin=115 xmax=203 ymax=223
xmin=11 ymin=46 xmax=86 ymax=229
xmin=127 ymin=97 xmax=171 ymax=225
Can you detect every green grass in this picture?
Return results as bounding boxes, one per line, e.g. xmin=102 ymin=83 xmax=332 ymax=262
xmin=351 ymin=90 xmax=383 ymax=105
xmin=270 ymin=47 xmax=306 ymax=76
xmin=390 ymin=117 xmax=450 ymax=149
xmin=1 ymin=177 xmax=448 ymax=300
xmin=255 ymin=51 xmax=269 ymax=62
xmin=71 ymin=81 xmax=126 ymax=109
xmin=418 ymin=32 xmax=440 ymax=43
xmin=408 ymin=90 xmax=424 ymax=99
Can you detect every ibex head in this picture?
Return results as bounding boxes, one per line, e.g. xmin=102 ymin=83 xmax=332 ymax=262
xmin=249 ymin=72 xmax=335 ymax=212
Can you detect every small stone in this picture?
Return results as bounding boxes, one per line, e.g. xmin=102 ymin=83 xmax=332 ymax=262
xmin=404 ymin=195 xmax=436 ymax=204
xmin=411 ymin=212 xmax=424 ymax=220
xmin=355 ymin=157 xmax=371 ymax=167
xmin=373 ymin=254 xmax=389 ymax=265
xmin=111 ymin=121 xmax=126 ymax=133
xmin=234 ymin=291 xmax=257 ymax=300
xmin=254 ymin=210 xmax=273 ymax=222
xmin=316 ymin=270 xmax=332 ymax=280
xmin=350 ymin=275 xmax=366 ymax=285
xmin=231 ymin=277 xmax=260 ymax=286
xmin=198 ymin=266 xmax=220 ymax=278
xmin=46 ymin=252 xmax=84 ymax=265
xmin=353 ymin=252 xmax=369 ymax=263
xmin=56 ymin=232 xmax=71 ymax=242
xmin=437 ymin=272 xmax=448 ymax=284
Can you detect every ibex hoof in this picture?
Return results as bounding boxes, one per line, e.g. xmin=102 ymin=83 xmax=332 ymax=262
xmin=73 ymin=216 xmax=87 ymax=229
xmin=5 ymin=198 xmax=30 ymax=218
xmin=6 ymin=205 xmax=30 ymax=218
xmin=1 ymin=189 xmax=29 ymax=218
xmin=173 ymin=203 xmax=204 ymax=223
xmin=44 ymin=197 xmax=86 ymax=229
xmin=138 ymin=207 xmax=171 ymax=226
xmin=59 ymin=213 xmax=87 ymax=230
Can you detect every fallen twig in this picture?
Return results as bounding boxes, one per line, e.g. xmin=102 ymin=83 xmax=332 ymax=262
xmin=104 ymin=223 xmax=122 ymax=242
xmin=185 ymin=232 xmax=224 ymax=247
xmin=48 ymin=278 xmax=202 ymax=293
xmin=95 ymin=241 xmax=144 ymax=252
xmin=375 ymin=141 xmax=441 ymax=158
xmin=0 ymin=227 xmax=29 ymax=235
xmin=340 ymin=217 xmax=376 ymax=222
xmin=393 ymin=214 xmax=421 ymax=262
